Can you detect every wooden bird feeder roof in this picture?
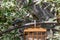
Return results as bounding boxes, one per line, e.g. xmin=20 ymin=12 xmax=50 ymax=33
xmin=24 ymin=27 xmax=47 ymax=32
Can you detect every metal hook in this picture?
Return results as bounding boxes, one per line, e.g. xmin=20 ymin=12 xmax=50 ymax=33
xmin=34 ymin=20 xmax=36 ymax=27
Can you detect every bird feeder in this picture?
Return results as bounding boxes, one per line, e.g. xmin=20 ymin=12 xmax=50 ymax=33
xmin=24 ymin=20 xmax=47 ymax=40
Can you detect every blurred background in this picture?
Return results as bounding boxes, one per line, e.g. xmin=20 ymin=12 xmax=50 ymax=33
xmin=0 ymin=0 xmax=60 ymax=40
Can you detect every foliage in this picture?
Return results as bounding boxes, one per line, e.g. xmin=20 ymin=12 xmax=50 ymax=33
xmin=0 ymin=0 xmax=60 ymax=40
xmin=0 ymin=0 xmax=28 ymax=40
